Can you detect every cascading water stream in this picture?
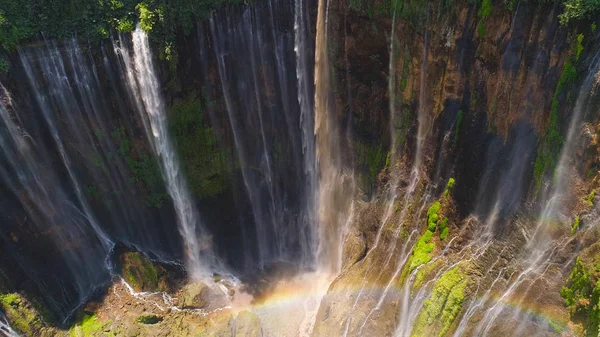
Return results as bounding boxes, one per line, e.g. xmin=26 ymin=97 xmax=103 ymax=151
xmin=294 ymin=0 xmax=319 ymax=267
xmin=467 ymin=50 xmax=600 ymax=336
xmin=0 ymin=77 xmax=112 ymax=319
xmin=314 ymin=0 xmax=355 ymax=275
xmin=207 ymin=0 xmax=320 ymax=269
xmin=0 ymin=314 xmax=19 ymax=337
xmin=115 ymin=27 xmax=216 ymax=279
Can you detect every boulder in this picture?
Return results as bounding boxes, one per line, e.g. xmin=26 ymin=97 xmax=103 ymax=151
xmin=179 ymin=282 xmax=210 ymax=309
xmin=0 ymin=293 xmax=48 ymax=336
xmin=119 ymin=251 xmax=168 ymax=293
xmin=235 ymin=310 xmax=262 ymax=337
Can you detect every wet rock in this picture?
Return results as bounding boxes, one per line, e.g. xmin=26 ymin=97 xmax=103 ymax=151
xmin=119 ymin=251 xmax=168 ymax=293
xmin=125 ymin=324 xmax=141 ymax=337
xmin=341 ymin=228 xmax=367 ymax=270
xmin=179 ymin=282 xmax=210 ymax=309
xmin=137 ymin=313 xmax=163 ymax=324
xmin=235 ymin=310 xmax=262 ymax=337
xmin=0 ymin=293 xmax=47 ymax=336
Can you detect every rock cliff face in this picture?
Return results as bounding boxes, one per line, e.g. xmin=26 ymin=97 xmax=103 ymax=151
xmin=311 ymin=0 xmax=600 ymax=336
xmin=1 ymin=0 xmax=600 ymax=335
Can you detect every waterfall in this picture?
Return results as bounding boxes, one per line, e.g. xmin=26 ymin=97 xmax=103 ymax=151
xmin=0 ymin=69 xmax=112 ymax=318
xmin=207 ymin=0 xmax=318 ymax=269
xmin=314 ymin=0 xmax=355 ymax=274
xmin=115 ymin=27 xmax=216 ymax=279
xmin=466 ymin=50 xmax=600 ymax=336
xmin=0 ymin=314 xmax=19 ymax=337
xmin=294 ymin=0 xmax=318 ymax=266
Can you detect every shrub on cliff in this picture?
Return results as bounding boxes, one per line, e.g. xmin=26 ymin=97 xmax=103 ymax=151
xmin=427 ymin=201 xmax=441 ymax=232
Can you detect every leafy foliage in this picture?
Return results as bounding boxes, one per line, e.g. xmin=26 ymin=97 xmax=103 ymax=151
xmin=560 ymin=257 xmax=600 ymax=336
xmin=0 ymin=0 xmax=248 ymax=70
xmin=559 ymin=0 xmax=600 ymax=24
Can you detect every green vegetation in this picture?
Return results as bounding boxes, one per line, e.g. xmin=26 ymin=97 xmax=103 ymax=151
xmin=69 ymin=312 xmax=109 ymax=337
xmin=411 ymin=265 xmax=469 ymax=337
xmin=394 ymin=107 xmax=413 ymax=151
xmin=385 ymin=151 xmax=392 ymax=168
xmin=560 ymin=257 xmax=600 ymax=336
xmin=120 ymin=252 xmax=166 ymax=292
xmin=548 ymin=319 xmax=566 ymax=333
xmin=444 ymin=177 xmax=455 ymax=196
xmin=572 ymin=215 xmax=580 ymax=235
xmin=0 ymin=293 xmax=44 ymax=335
xmin=477 ymin=0 xmax=493 ymax=38
xmin=0 ymin=0 xmax=250 ymax=72
xmin=584 ymin=190 xmax=595 ymax=206
xmin=413 ymin=259 xmax=442 ymax=290
xmin=427 ymin=201 xmax=441 ymax=232
xmin=439 ymin=218 xmax=449 ymax=240
xmin=533 ymin=34 xmax=584 ymax=193
xmin=356 ymin=140 xmax=386 ymax=193
xmin=137 ymin=313 xmax=162 ymax=324
xmin=111 ymin=124 xmax=169 ymax=207
xmin=169 ymin=93 xmax=231 ymax=200
xmin=409 ymin=230 xmax=435 ymax=272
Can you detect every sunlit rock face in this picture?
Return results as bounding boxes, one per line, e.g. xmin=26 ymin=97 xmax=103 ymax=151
xmin=2 ymin=0 xmax=600 ymax=336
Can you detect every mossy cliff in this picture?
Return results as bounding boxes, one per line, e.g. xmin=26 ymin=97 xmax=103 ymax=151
xmin=313 ymin=0 xmax=600 ymax=335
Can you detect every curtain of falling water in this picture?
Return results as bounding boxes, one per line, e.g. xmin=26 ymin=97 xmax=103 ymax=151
xmin=465 ymin=50 xmax=600 ymax=337
xmin=21 ymin=40 xmax=180 ymax=257
xmin=294 ymin=0 xmax=319 ymax=267
xmin=0 ymin=313 xmax=20 ymax=337
xmin=208 ymin=0 xmax=319 ymax=269
xmin=0 ymin=66 xmax=112 ymax=319
xmin=314 ymin=0 xmax=355 ymax=274
xmin=115 ymin=27 xmax=217 ymax=279
xmin=2 ymin=38 xmax=191 ymax=320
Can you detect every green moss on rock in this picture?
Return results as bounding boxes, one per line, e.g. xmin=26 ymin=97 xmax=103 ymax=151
xmin=68 ymin=312 xmax=109 ymax=337
xmin=413 ymin=259 xmax=442 ymax=291
xmin=409 ymin=230 xmax=435 ymax=272
xmin=169 ymin=93 xmax=232 ymax=200
xmin=584 ymin=190 xmax=595 ymax=206
xmin=0 ymin=293 xmax=46 ymax=336
xmin=411 ymin=264 xmax=469 ymax=337
xmin=572 ymin=215 xmax=580 ymax=235
xmin=120 ymin=252 xmax=168 ymax=292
